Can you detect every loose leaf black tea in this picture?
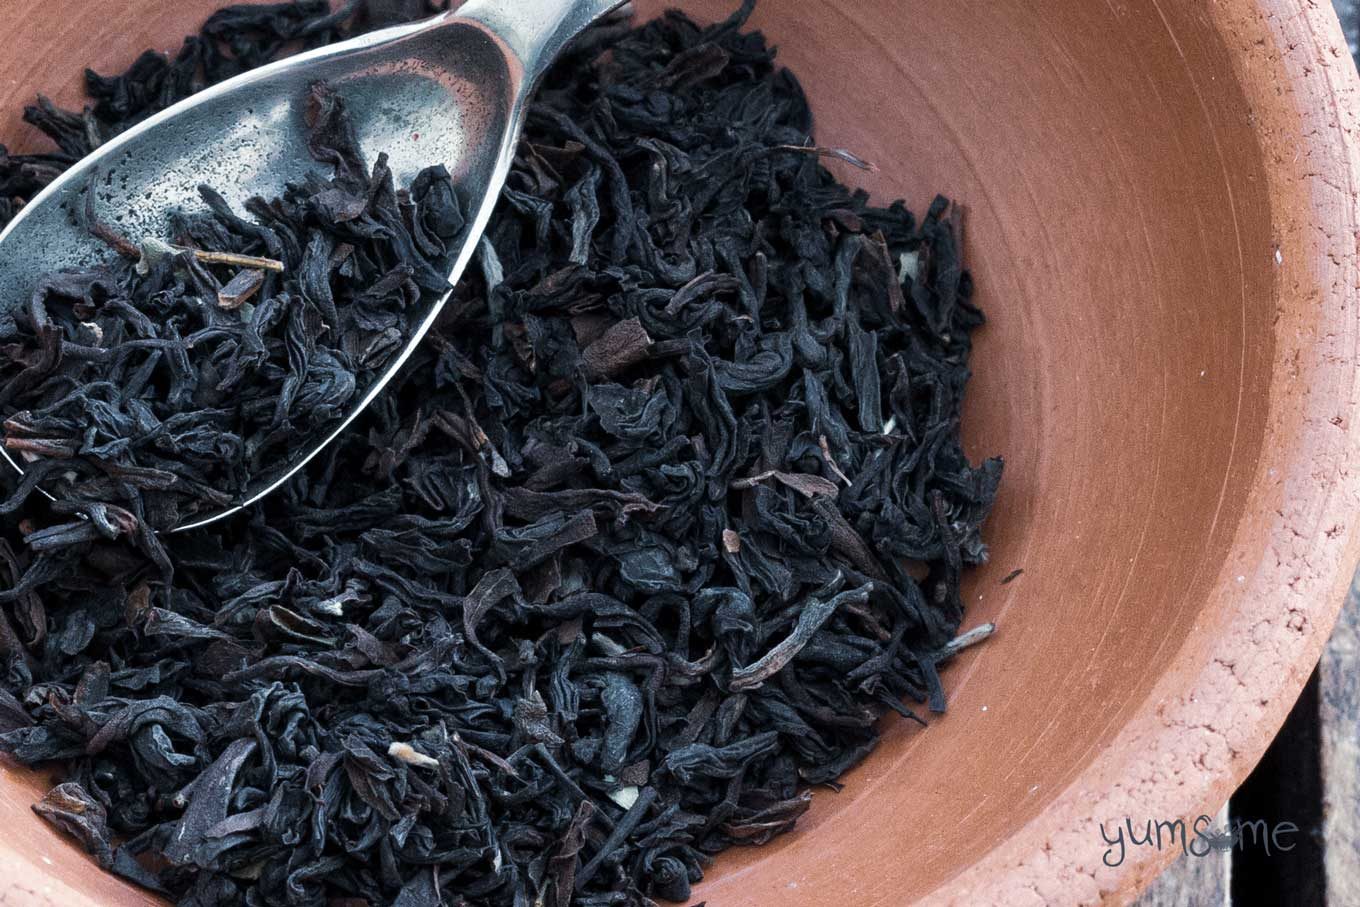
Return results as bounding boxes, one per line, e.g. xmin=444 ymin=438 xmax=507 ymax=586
xmin=0 ymin=2 xmax=1003 ymax=906
xmin=0 ymin=78 xmax=464 ymax=528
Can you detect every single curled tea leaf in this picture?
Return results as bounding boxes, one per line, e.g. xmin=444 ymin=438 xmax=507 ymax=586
xmin=730 ymin=580 xmax=873 ymax=692
xmin=732 ymin=469 xmax=840 ymax=500
xmin=163 ymin=737 xmax=256 ymax=866
xmin=33 ymin=782 xmax=115 ymax=868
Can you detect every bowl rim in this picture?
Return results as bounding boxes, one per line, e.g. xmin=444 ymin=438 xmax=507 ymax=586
xmin=929 ymin=0 xmax=1360 ymax=902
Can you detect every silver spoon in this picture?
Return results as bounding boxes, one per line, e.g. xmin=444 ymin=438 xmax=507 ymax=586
xmin=0 ymin=0 xmax=626 ymax=532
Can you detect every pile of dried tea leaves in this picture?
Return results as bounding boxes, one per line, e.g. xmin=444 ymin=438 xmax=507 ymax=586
xmin=0 ymin=78 xmax=463 ymax=529
xmin=0 ymin=2 xmax=1003 ymax=906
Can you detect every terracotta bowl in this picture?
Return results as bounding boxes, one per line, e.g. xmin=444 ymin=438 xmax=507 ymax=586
xmin=3 ymin=1 xmax=1360 ymax=904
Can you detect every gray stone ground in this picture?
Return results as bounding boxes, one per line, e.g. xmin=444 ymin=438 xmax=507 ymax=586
xmin=1337 ymin=0 xmax=1359 ymax=57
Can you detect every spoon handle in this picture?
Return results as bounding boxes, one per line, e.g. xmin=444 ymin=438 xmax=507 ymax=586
xmin=456 ymin=0 xmax=630 ymax=89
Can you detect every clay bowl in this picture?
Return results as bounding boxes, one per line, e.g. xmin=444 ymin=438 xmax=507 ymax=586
xmin=2 ymin=0 xmax=1360 ymax=904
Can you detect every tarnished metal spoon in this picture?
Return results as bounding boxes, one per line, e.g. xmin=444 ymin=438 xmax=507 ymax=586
xmin=0 ymin=0 xmax=625 ymax=531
